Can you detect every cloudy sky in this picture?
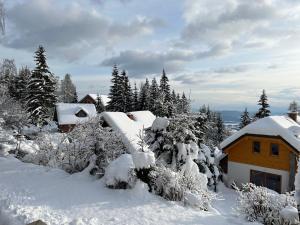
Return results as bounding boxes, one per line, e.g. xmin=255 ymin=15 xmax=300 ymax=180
xmin=1 ymin=0 xmax=300 ymax=111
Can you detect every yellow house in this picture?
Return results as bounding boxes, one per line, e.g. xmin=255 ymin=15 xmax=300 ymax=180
xmin=220 ymin=114 xmax=300 ymax=193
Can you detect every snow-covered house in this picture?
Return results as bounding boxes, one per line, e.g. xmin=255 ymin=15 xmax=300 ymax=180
xmin=101 ymin=111 xmax=156 ymax=152
xmin=220 ymin=114 xmax=300 ymax=193
xmin=54 ymin=103 xmax=97 ymax=132
xmin=79 ymin=94 xmax=110 ymax=107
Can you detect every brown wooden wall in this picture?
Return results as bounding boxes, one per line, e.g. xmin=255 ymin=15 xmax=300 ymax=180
xmin=79 ymin=95 xmax=96 ymax=104
xmin=224 ymin=135 xmax=299 ymax=172
xmin=58 ymin=124 xmax=76 ymax=133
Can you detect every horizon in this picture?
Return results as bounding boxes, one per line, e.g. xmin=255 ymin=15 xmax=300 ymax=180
xmin=1 ymin=0 xmax=300 ymax=111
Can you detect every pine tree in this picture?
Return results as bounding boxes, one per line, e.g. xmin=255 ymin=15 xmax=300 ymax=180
xmin=149 ymin=78 xmax=159 ymax=113
xmin=159 ymin=69 xmax=171 ymax=102
xmin=95 ymin=93 xmax=105 ymax=113
xmin=139 ymin=79 xmax=150 ymax=110
xmin=239 ymin=108 xmax=251 ymax=129
xmin=180 ymin=92 xmax=190 ymax=114
xmin=13 ymin=66 xmax=31 ymax=101
xmin=255 ymin=89 xmax=271 ymax=119
xmin=61 ymin=74 xmax=77 ymax=103
xmin=121 ymin=70 xmax=132 ymax=112
xmin=26 ymin=45 xmax=57 ymax=125
xmin=289 ymin=101 xmax=298 ymax=113
xmin=216 ymin=113 xmax=225 ymax=144
xmin=107 ymin=65 xmax=123 ymax=112
xmin=133 ymin=82 xmax=139 ymax=111
xmin=73 ymin=90 xmax=78 ymax=103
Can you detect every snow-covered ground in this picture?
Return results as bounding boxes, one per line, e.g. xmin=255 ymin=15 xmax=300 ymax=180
xmin=0 ymin=157 xmax=259 ymax=225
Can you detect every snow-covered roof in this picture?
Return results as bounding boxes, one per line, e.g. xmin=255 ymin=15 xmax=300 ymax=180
xmin=56 ymin=103 xmax=97 ymax=125
xmin=82 ymin=94 xmax=110 ymax=106
xmin=101 ymin=111 xmax=156 ymax=153
xmin=220 ymin=116 xmax=300 ymax=152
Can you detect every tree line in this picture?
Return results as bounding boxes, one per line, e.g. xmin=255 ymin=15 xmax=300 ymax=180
xmin=106 ymin=65 xmax=190 ymax=117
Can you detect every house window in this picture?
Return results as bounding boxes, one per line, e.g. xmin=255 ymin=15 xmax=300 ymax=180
xmin=253 ymin=141 xmax=260 ymax=153
xmin=75 ymin=110 xmax=88 ymax=118
xmin=270 ymin=143 xmax=279 ymax=156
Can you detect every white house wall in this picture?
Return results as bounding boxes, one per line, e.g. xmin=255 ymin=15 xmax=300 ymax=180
xmin=228 ymin=161 xmax=289 ymax=193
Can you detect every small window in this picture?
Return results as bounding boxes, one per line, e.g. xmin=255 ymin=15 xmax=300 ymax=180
xmin=253 ymin=141 xmax=260 ymax=153
xmin=75 ymin=110 xmax=88 ymax=118
xmin=270 ymin=143 xmax=279 ymax=156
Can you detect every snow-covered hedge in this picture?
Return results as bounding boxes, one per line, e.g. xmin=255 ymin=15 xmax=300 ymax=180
xmin=235 ymin=183 xmax=297 ymax=225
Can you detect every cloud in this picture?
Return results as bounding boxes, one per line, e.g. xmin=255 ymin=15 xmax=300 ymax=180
xmin=181 ymin=0 xmax=300 ymax=51
xmin=3 ymin=0 xmax=162 ymax=60
xmin=101 ymin=43 xmax=230 ymax=76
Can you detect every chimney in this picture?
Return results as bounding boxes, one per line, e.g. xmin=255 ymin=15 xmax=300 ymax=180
xmin=288 ymin=111 xmax=298 ymax=122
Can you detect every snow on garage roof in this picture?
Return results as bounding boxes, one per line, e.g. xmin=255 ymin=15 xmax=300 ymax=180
xmin=101 ymin=111 xmax=156 ymax=152
xmin=83 ymin=94 xmax=110 ymax=106
xmin=56 ymin=103 xmax=97 ymax=125
xmin=220 ymin=115 xmax=300 ymax=151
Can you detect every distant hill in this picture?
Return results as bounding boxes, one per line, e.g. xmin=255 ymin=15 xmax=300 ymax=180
xmin=218 ymin=111 xmax=242 ymax=123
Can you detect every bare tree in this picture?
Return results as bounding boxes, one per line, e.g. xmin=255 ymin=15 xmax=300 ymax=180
xmin=0 ymin=1 xmax=5 ymax=35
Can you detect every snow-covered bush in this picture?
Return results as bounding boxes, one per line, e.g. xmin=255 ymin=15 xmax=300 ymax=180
xmin=104 ymin=154 xmax=136 ymax=189
xmin=279 ymin=205 xmax=299 ymax=225
xmin=235 ymin=183 xmax=297 ymax=225
xmin=23 ymin=117 xmax=126 ymax=174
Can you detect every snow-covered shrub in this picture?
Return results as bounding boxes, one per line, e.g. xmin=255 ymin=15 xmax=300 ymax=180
xmin=149 ymin=166 xmax=184 ymax=201
xmin=235 ymin=183 xmax=297 ymax=225
xmin=23 ymin=117 xmax=126 ymax=174
xmin=280 ymin=206 xmax=299 ymax=225
xmin=104 ymin=154 xmax=136 ymax=189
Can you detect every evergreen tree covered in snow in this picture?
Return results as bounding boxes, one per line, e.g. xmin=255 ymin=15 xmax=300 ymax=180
xmin=26 ymin=46 xmax=57 ymax=125
xmin=159 ymin=69 xmax=171 ymax=102
xmin=107 ymin=65 xmax=123 ymax=112
xmin=139 ymin=79 xmax=151 ymax=110
xmin=289 ymin=100 xmax=298 ymax=113
xmin=13 ymin=66 xmax=31 ymax=101
xmin=240 ymin=108 xmax=251 ymax=129
xmin=60 ymin=74 xmax=77 ymax=103
xmin=149 ymin=78 xmax=159 ymax=112
xmin=121 ymin=70 xmax=133 ymax=112
xmin=132 ymin=82 xmax=139 ymax=111
xmin=95 ymin=94 xmax=105 ymax=113
xmin=255 ymin=89 xmax=270 ymax=119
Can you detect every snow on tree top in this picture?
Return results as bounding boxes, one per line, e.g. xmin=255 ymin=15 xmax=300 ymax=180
xmin=221 ymin=115 xmax=300 ymax=151
xmin=56 ymin=103 xmax=97 ymax=125
xmin=101 ymin=111 xmax=156 ymax=153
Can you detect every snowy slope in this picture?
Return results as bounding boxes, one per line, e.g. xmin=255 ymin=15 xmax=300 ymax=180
xmin=0 ymin=157 xmax=259 ymax=225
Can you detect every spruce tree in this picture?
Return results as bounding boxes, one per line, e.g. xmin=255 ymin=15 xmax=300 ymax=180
xmin=180 ymin=92 xmax=190 ymax=114
xmin=73 ymin=90 xmax=78 ymax=103
xmin=289 ymin=101 xmax=298 ymax=113
xmin=120 ymin=70 xmax=132 ymax=112
xmin=61 ymin=73 xmax=77 ymax=103
xmin=239 ymin=108 xmax=251 ymax=129
xmin=107 ymin=65 xmax=123 ymax=112
xmin=139 ymin=79 xmax=150 ymax=110
xmin=133 ymin=82 xmax=139 ymax=111
xmin=255 ymin=89 xmax=271 ymax=119
xmin=14 ymin=66 xmax=31 ymax=101
xmin=26 ymin=45 xmax=57 ymax=125
xmin=216 ymin=113 xmax=225 ymax=144
xmin=149 ymin=78 xmax=159 ymax=113
xmin=159 ymin=69 xmax=171 ymax=102
xmin=95 ymin=93 xmax=105 ymax=113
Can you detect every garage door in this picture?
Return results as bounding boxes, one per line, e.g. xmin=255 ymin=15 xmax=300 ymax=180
xmin=250 ymin=170 xmax=281 ymax=193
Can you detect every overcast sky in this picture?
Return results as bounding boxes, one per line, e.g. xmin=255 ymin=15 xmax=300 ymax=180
xmin=1 ymin=0 xmax=300 ymax=111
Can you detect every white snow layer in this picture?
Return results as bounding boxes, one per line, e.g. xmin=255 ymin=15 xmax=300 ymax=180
xmin=151 ymin=117 xmax=169 ymax=131
xmin=279 ymin=206 xmax=299 ymax=223
xmin=101 ymin=111 xmax=156 ymax=152
xmin=220 ymin=115 xmax=300 ymax=151
xmin=0 ymin=157 xmax=260 ymax=225
xmin=132 ymin=150 xmax=155 ymax=169
xmin=56 ymin=103 xmax=97 ymax=125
